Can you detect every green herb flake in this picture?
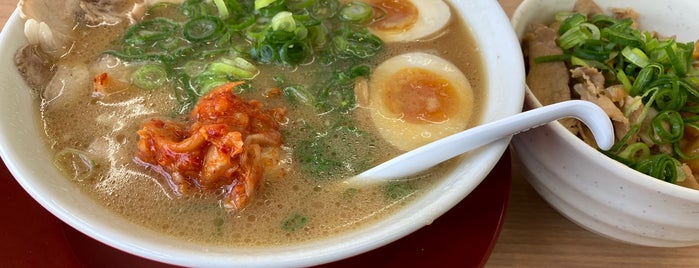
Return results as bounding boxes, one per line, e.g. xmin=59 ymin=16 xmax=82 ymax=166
xmin=384 ymin=182 xmax=414 ymax=201
xmin=281 ymin=212 xmax=308 ymax=231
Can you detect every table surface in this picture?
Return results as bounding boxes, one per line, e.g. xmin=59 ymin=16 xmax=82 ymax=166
xmin=1 ymin=0 xmax=698 ymax=267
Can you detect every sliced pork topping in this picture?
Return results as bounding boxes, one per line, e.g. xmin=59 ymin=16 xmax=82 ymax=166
xmin=14 ymin=45 xmax=52 ymax=94
xmin=523 ymin=23 xmax=570 ymax=106
xmin=16 ymin=0 xmax=185 ymax=93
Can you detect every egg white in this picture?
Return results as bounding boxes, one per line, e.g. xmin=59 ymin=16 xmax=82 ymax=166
xmin=367 ymin=0 xmax=452 ymax=43
xmin=368 ymin=52 xmax=474 ymax=151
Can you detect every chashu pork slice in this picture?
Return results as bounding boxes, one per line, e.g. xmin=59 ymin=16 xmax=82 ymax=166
xmin=523 ymin=23 xmax=571 ymax=106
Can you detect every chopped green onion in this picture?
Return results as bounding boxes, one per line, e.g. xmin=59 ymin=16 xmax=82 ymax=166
xmin=311 ymin=0 xmax=339 ymax=19
xmin=557 ymin=13 xmax=586 ymax=35
xmin=349 ymin=64 xmax=370 ymax=78
xmin=679 ymin=79 xmax=699 ymax=98
xmin=333 ymin=29 xmax=382 ymax=59
xmin=279 ymin=40 xmax=311 ymax=65
xmin=654 ymin=81 xmax=687 ymax=111
xmin=249 ymin=44 xmax=276 ymax=63
xmin=340 ymin=1 xmax=372 ymax=22
xmin=601 ymin=25 xmax=643 ymax=48
xmin=649 ymin=110 xmax=684 ymax=144
xmin=606 ymin=125 xmax=640 ymax=154
xmin=665 ymin=43 xmax=691 ymax=77
xmin=557 ymin=23 xmax=600 ymax=51
xmin=265 ymin=29 xmax=297 ymax=44
xmin=213 ymin=0 xmax=229 ymax=18
xmin=622 ymin=46 xmax=650 ymax=68
xmin=207 ymin=57 xmax=259 ymax=79
xmin=183 ymin=16 xmax=224 ymax=42
xmin=589 ymin=14 xmax=618 ymax=28
xmin=182 ymin=60 xmax=207 ymax=77
xmin=569 ymin=56 xmax=594 ymax=68
xmin=558 ymin=26 xmax=592 ymax=50
xmin=271 ymin=11 xmax=297 ymax=32
xmin=634 ymin=154 xmax=682 ymax=184
xmin=123 ymin=18 xmax=179 ymax=46
xmin=617 ymin=142 xmax=651 ymax=162
xmin=629 ymin=64 xmax=657 ymax=95
xmin=286 ymin=0 xmax=316 ymax=10
xmin=580 ymin=23 xmax=601 ymax=40
xmin=255 ymin=0 xmax=279 ymax=10
xmin=180 ymin=0 xmax=208 ymax=18
xmin=132 ymin=64 xmax=169 ymax=90
xmin=615 ymin=69 xmax=632 ymax=91
xmin=207 ymin=62 xmax=236 ymax=75
xmin=226 ymin=57 xmax=260 ymax=79
xmin=572 ymin=41 xmax=611 ymax=62
xmin=226 ymin=15 xmax=256 ymax=31
xmin=192 ymin=71 xmax=229 ymax=95
xmin=283 ymin=85 xmax=314 ymax=106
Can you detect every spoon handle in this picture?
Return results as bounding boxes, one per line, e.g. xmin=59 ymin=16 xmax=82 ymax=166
xmin=351 ymin=100 xmax=614 ymax=183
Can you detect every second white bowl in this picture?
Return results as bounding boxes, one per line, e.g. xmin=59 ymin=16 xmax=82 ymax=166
xmin=511 ymin=0 xmax=699 ymax=247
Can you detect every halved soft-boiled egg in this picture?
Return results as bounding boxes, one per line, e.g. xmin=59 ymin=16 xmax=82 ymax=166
xmin=365 ymin=0 xmax=451 ymax=42
xmin=368 ymin=52 xmax=474 ymax=151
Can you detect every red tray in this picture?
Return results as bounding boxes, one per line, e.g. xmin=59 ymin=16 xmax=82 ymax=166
xmin=1 ymin=151 xmax=511 ymax=267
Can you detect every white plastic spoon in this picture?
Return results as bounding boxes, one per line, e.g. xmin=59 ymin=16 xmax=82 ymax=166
xmin=349 ymin=100 xmax=614 ymax=184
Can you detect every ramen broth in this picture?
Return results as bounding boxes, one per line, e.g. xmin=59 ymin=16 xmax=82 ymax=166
xmin=32 ymin=1 xmax=484 ymax=246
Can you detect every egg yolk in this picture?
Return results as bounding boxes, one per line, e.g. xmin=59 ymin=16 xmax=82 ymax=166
xmin=367 ymin=52 xmax=473 ymax=151
xmin=367 ymin=0 xmax=419 ymax=32
xmin=381 ymin=68 xmax=457 ymax=123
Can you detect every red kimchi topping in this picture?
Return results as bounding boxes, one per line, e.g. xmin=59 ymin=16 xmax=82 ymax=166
xmin=136 ymin=82 xmax=286 ymax=210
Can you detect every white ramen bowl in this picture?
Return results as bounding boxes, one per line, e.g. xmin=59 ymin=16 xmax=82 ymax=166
xmin=0 ymin=0 xmax=523 ymax=266
xmin=511 ymin=0 xmax=699 ymax=247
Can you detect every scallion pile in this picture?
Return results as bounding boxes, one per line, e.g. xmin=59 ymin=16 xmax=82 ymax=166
xmin=537 ymin=12 xmax=699 ymax=183
xmin=104 ymin=0 xmax=382 ymax=113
